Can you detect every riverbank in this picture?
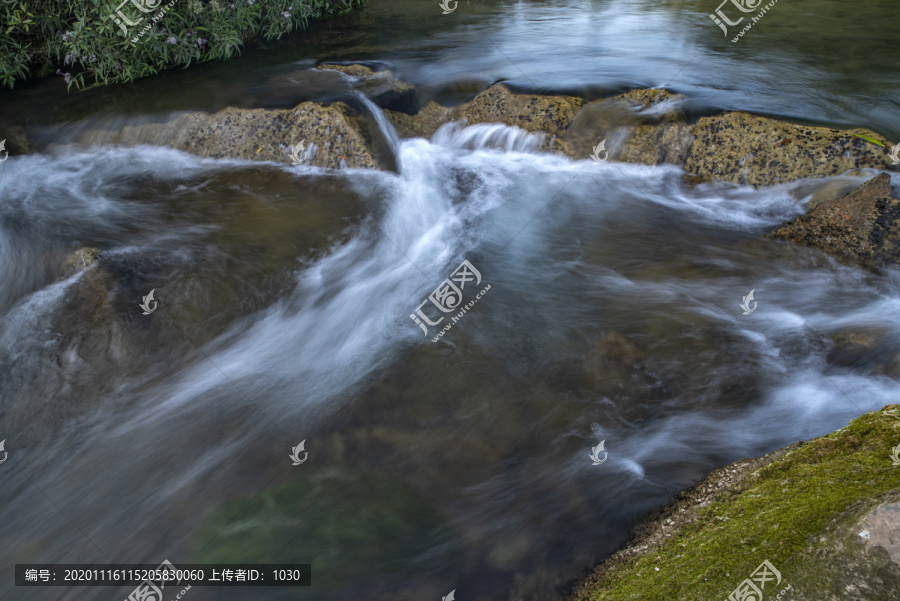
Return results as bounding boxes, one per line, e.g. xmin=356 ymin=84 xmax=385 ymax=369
xmin=0 ymin=0 xmax=366 ymax=90
xmin=570 ymin=404 xmax=900 ymax=601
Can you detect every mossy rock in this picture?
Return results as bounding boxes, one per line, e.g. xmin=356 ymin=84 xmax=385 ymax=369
xmin=571 ymin=405 xmax=900 ymax=600
xmin=190 ymin=470 xmax=447 ymax=591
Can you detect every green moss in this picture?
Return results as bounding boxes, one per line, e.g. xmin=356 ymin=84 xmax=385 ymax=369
xmin=576 ymin=405 xmax=900 ymax=600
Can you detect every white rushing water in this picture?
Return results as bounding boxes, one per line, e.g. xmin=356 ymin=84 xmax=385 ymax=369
xmin=1 ymin=111 xmax=899 ymax=600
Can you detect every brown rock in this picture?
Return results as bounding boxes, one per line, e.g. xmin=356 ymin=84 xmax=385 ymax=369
xmin=825 ymin=327 xmax=900 ymax=379
xmin=685 ymin=112 xmax=896 ymax=187
xmin=453 ymin=84 xmax=586 ymax=144
xmin=2 ymin=125 xmax=33 ymax=155
xmin=385 ymin=101 xmax=452 ymax=139
xmin=316 ymin=63 xmax=419 ymax=114
xmin=78 ymin=102 xmax=384 ymax=170
xmin=61 ymin=247 xmax=101 ymax=278
xmin=315 ymin=63 xmax=376 ymax=78
xmin=771 ymin=173 xmax=900 ymax=267
xmin=584 ymin=332 xmax=646 ymax=387
xmin=557 ymin=88 xmax=692 ymax=164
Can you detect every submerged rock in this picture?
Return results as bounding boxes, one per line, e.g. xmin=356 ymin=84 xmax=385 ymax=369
xmin=316 ymin=62 xmax=420 ymax=114
xmin=570 ymin=404 xmax=900 ymax=601
xmin=60 ymin=247 xmax=101 ymax=278
xmin=770 ymin=173 xmax=900 ymax=268
xmin=818 ymin=326 xmax=900 ymax=381
xmin=255 ymin=67 xmax=353 ymax=109
xmin=684 ymin=112 xmax=896 ymax=188
xmin=1 ymin=124 xmax=33 ymax=155
xmin=556 ymin=88 xmax=692 ymax=165
xmin=190 ymin=470 xmax=447 ymax=591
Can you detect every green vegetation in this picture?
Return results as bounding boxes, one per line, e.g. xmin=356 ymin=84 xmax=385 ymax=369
xmin=0 ymin=0 xmax=365 ymax=90
xmin=575 ymin=405 xmax=900 ymax=600
xmin=853 ymin=134 xmax=887 ymax=147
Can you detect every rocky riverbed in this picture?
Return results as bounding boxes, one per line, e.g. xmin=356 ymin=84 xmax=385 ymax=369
xmin=26 ymin=62 xmax=900 ymax=272
xmin=5 ymin=61 xmax=900 ymax=601
xmin=571 ymin=404 xmax=900 ymax=601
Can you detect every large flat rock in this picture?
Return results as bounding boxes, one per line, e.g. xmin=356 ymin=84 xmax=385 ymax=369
xmin=76 ymin=102 xmax=384 ymax=170
xmin=685 ymin=112 xmax=896 ymax=188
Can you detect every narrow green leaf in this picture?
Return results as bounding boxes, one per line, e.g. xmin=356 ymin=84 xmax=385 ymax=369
xmin=852 ymin=134 xmax=886 ymax=147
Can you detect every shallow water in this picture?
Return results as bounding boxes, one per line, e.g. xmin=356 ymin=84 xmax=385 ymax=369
xmin=2 ymin=1 xmax=900 ymax=600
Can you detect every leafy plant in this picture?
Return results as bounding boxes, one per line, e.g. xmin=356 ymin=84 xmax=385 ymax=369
xmin=0 ymin=0 xmax=366 ymax=90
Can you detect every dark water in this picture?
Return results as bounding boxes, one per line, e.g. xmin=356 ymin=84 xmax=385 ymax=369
xmin=1 ymin=2 xmax=900 ymax=601
xmin=3 ymin=0 xmax=900 ymax=137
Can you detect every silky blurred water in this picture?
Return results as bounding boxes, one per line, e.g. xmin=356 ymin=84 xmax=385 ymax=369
xmin=1 ymin=1 xmax=900 ymax=600
xmin=2 ymin=0 xmax=900 ymax=137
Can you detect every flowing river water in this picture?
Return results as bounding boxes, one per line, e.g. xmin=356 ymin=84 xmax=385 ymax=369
xmin=1 ymin=1 xmax=900 ymax=600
